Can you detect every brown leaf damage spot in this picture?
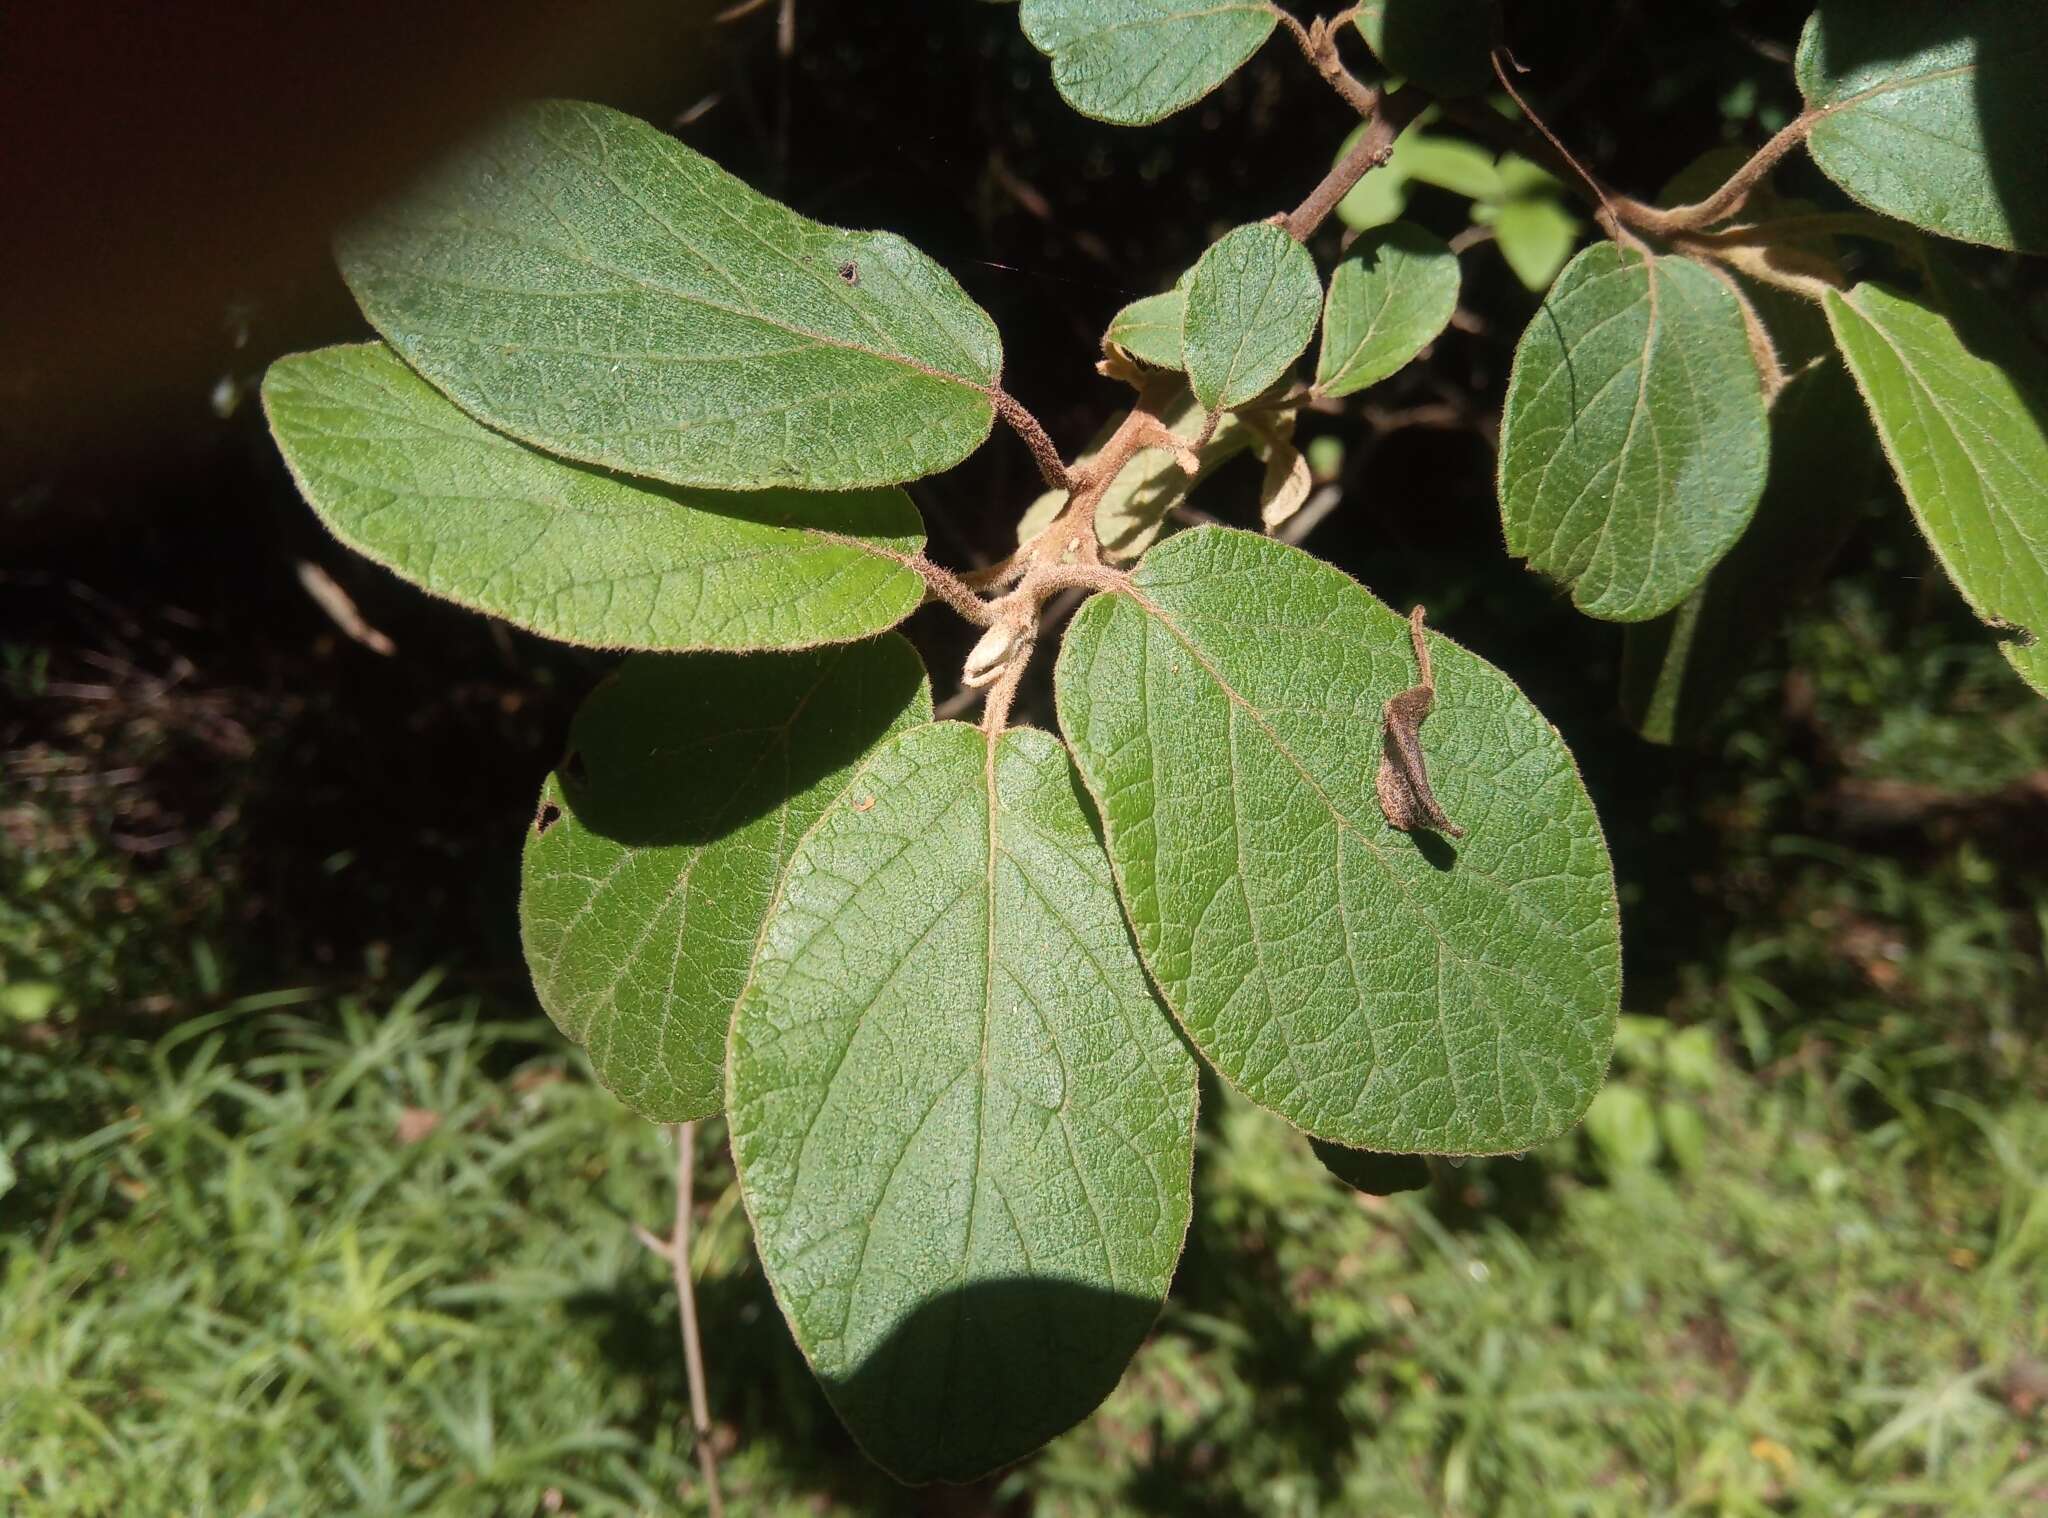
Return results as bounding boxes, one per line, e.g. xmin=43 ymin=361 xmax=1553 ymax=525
xmin=1376 ymin=604 xmax=1465 ymax=838
xmin=535 ymin=800 xmax=562 ymax=835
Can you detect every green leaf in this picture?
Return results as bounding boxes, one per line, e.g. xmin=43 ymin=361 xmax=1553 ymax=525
xmin=1621 ymin=362 xmax=1876 ymax=744
xmin=520 ymin=638 xmax=930 ymax=1121
xmin=1056 ymin=527 xmax=1620 ymax=1154
xmin=1315 ymin=223 xmax=1461 ymax=398
xmin=1582 ymin=1085 xmax=1660 ymax=1173
xmin=262 ymin=344 xmax=926 ymax=651
xmin=1497 ymin=244 xmax=1770 ymax=622
xmin=1181 ymin=224 xmax=1324 ymax=413
xmin=1015 ymin=392 xmax=1256 ymax=563
xmin=1105 ymin=289 xmax=1186 ymax=369
xmin=1824 ymin=280 xmax=2048 ymax=696
xmin=1352 ymin=0 xmax=1495 ymax=98
xmin=1020 ymin=0 xmax=1276 ymax=126
xmin=1488 ymin=195 xmax=1581 ymax=292
xmin=729 ymin=722 xmax=1199 ymax=1483
xmin=1797 ymin=1 xmax=2048 ymax=253
xmin=335 ymin=100 xmax=1002 ymax=492
xmin=1311 ymin=1139 xmax=1429 ymax=1195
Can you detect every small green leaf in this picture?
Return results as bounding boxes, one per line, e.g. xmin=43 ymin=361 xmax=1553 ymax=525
xmin=1352 ymin=0 xmax=1496 ymax=98
xmin=729 ymin=722 xmax=1198 ymax=1483
xmin=1582 ymin=1085 xmax=1660 ymax=1173
xmin=1798 ymin=1 xmax=2048 ymax=253
xmin=1311 ymin=1139 xmax=1429 ymax=1195
xmin=336 ymin=100 xmax=1002 ymax=491
xmin=263 ymin=344 xmax=926 ymax=651
xmin=520 ymin=638 xmax=930 ymax=1121
xmin=1056 ymin=527 xmax=1620 ymax=1154
xmin=1489 ymin=195 xmax=1581 ymax=292
xmin=1622 ymin=362 xmax=1876 ymax=744
xmin=1181 ymin=224 xmax=1324 ymax=413
xmin=1016 ymin=392 xmax=1256 ymax=563
xmin=1020 ymin=0 xmax=1276 ymax=126
xmin=1315 ymin=223 xmax=1461 ymax=398
xmin=1824 ymin=280 xmax=2048 ymax=696
xmin=1498 ymin=244 xmax=1770 ymax=622
xmin=1105 ymin=289 xmax=1186 ymax=369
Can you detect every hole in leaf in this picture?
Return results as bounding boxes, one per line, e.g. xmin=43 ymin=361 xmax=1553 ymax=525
xmin=535 ymin=801 xmax=562 ymax=835
xmin=838 ymin=260 xmax=859 ymax=285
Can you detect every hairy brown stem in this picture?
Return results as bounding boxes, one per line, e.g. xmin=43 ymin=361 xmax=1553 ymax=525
xmin=1281 ymin=85 xmax=1425 ymax=242
xmin=991 ymin=388 xmax=1075 ymax=492
xmin=916 ymin=555 xmax=998 ymax=625
xmin=1647 ymin=111 xmax=1817 ymax=232
xmin=1270 ymin=6 xmax=1379 ymax=117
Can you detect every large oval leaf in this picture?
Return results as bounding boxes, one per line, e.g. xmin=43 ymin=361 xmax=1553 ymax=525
xmin=336 ymin=100 xmax=1002 ymax=491
xmin=1056 ymin=527 xmax=1619 ymax=1154
xmin=1182 ymin=223 xmax=1324 ymax=413
xmin=1315 ymin=222 xmax=1461 ymax=398
xmin=520 ymin=638 xmax=930 ymax=1121
xmin=1797 ymin=1 xmax=2048 ymax=254
xmin=1824 ymin=281 xmax=2048 ymax=697
xmin=263 ymin=344 xmax=927 ymax=651
xmin=1020 ymin=0 xmax=1276 ymax=126
xmin=1498 ymin=244 xmax=1769 ymax=623
xmin=729 ymin=722 xmax=1198 ymax=1483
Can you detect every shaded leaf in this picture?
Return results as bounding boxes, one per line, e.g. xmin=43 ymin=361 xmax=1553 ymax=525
xmin=1825 ymin=280 xmax=2048 ymax=696
xmin=1182 ymin=224 xmax=1323 ymax=413
xmin=1498 ymin=244 xmax=1769 ymax=622
xmin=1622 ymin=362 xmax=1877 ymax=744
xmin=520 ymin=638 xmax=930 ymax=1121
xmin=1352 ymin=0 xmax=1495 ymax=98
xmin=1020 ymin=0 xmax=1276 ymax=126
xmin=336 ymin=100 xmax=1001 ymax=491
xmin=1105 ymin=289 xmax=1186 ymax=369
xmin=1487 ymin=195 xmax=1581 ymax=292
xmin=1797 ymin=0 xmax=2048 ymax=253
xmin=729 ymin=722 xmax=1198 ymax=1482
xmin=1315 ymin=223 xmax=1461 ymax=398
xmin=1056 ymin=527 xmax=1620 ymax=1154
xmin=262 ymin=344 xmax=926 ymax=651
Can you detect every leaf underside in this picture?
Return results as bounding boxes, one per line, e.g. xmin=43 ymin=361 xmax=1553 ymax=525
xmin=1181 ymin=223 xmax=1324 ymax=413
xmin=1497 ymin=244 xmax=1769 ymax=623
xmin=1825 ymin=281 xmax=2048 ymax=697
xmin=1020 ymin=0 xmax=1277 ymax=126
xmin=1797 ymin=0 xmax=2048 ymax=253
xmin=337 ymin=100 xmax=1002 ymax=491
xmin=263 ymin=344 xmax=927 ymax=651
xmin=520 ymin=638 xmax=931 ymax=1121
xmin=1056 ymin=527 xmax=1620 ymax=1154
xmin=729 ymin=722 xmax=1199 ymax=1484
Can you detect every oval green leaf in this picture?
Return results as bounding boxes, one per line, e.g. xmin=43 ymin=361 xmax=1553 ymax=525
xmin=1824 ymin=281 xmax=2048 ymax=697
xmin=1020 ymin=0 xmax=1276 ymax=126
xmin=262 ymin=344 xmax=927 ymax=651
xmin=729 ymin=722 xmax=1199 ymax=1483
xmin=1315 ymin=222 xmax=1461 ymax=398
xmin=1498 ymin=243 xmax=1769 ymax=623
xmin=1056 ymin=527 xmax=1620 ymax=1154
xmin=1797 ymin=1 xmax=2048 ymax=253
xmin=1181 ymin=223 xmax=1324 ymax=413
xmin=520 ymin=638 xmax=931 ymax=1121
xmin=1352 ymin=0 xmax=1495 ymax=98
xmin=1105 ymin=289 xmax=1186 ymax=370
xmin=335 ymin=100 xmax=1003 ymax=491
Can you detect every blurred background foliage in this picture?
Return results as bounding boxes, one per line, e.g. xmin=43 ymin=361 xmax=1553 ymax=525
xmin=3 ymin=1 xmax=2046 ymax=1513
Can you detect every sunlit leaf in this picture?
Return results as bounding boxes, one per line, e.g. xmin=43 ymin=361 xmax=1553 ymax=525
xmin=336 ymin=100 xmax=1002 ymax=491
xmin=1315 ymin=223 xmax=1461 ymax=398
xmin=730 ymin=722 xmax=1198 ymax=1482
xmin=520 ymin=638 xmax=930 ymax=1120
xmin=263 ymin=344 xmax=927 ymax=651
xmin=1181 ymin=224 xmax=1323 ymax=413
xmin=1020 ymin=0 xmax=1276 ymax=126
xmin=1104 ymin=289 xmax=1186 ymax=369
xmin=1057 ymin=527 xmax=1620 ymax=1154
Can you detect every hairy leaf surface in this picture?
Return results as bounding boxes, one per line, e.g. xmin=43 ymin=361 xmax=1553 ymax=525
xmin=1105 ymin=290 xmax=1186 ymax=370
xmin=1181 ymin=224 xmax=1323 ymax=413
xmin=1020 ymin=0 xmax=1276 ymax=126
xmin=1825 ymin=281 xmax=2048 ymax=696
xmin=1316 ymin=223 xmax=1461 ymax=398
xmin=1057 ymin=528 xmax=1620 ymax=1153
xmin=520 ymin=638 xmax=930 ymax=1121
xmin=263 ymin=344 xmax=927 ymax=650
xmin=1498 ymin=244 xmax=1768 ymax=622
xmin=730 ymin=722 xmax=1199 ymax=1483
xmin=337 ymin=100 xmax=1002 ymax=491
xmin=1798 ymin=1 xmax=2048 ymax=253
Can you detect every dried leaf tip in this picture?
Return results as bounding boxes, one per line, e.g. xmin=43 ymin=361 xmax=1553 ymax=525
xmin=1376 ymin=604 xmax=1466 ymax=839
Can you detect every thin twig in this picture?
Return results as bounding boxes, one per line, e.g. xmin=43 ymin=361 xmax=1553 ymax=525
xmin=1270 ymin=6 xmax=1379 ymax=116
xmin=1280 ymin=86 xmax=1425 ymax=242
xmin=672 ymin=1122 xmax=725 ymax=1518
xmin=992 ymin=388 xmax=1076 ymax=491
